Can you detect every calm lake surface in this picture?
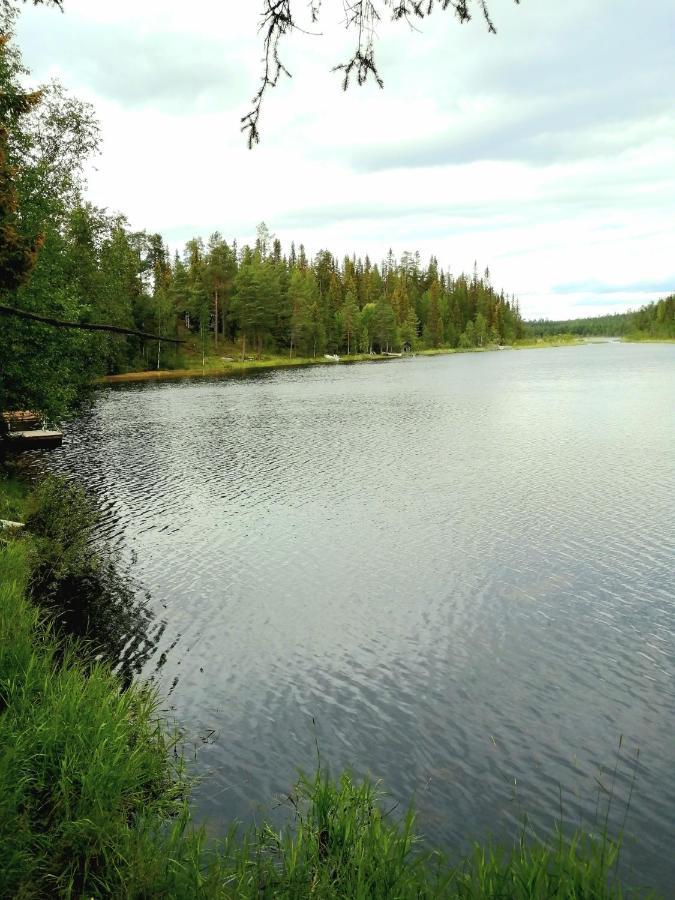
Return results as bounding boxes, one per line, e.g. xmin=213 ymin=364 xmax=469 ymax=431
xmin=43 ymin=343 xmax=675 ymax=891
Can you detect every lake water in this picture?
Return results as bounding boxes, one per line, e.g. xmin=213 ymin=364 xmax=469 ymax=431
xmin=42 ymin=343 xmax=675 ymax=892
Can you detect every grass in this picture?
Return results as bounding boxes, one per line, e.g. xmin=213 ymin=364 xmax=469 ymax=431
xmin=0 ymin=467 xmax=29 ymax=522
xmin=0 ymin=536 xmax=236 ymax=898
xmin=514 ymin=335 xmax=586 ymax=349
xmin=99 ymin=341 xmax=518 ymax=385
xmin=99 ymin=353 xmax=361 ymax=383
xmin=622 ymin=333 xmax=675 ymax=343
xmin=0 ymin=473 xmax=659 ymax=897
xmin=216 ymin=769 xmax=648 ymax=898
xmin=98 ymin=347 xmax=420 ymax=384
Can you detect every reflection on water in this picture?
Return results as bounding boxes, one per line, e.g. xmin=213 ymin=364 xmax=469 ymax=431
xmin=18 ymin=474 xmax=167 ymax=686
xmin=41 ymin=343 xmax=675 ymax=892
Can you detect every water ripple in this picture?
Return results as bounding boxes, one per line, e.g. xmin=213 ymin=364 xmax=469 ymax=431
xmin=39 ymin=343 xmax=675 ymax=893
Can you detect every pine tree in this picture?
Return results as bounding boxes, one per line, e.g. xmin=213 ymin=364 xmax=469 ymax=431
xmin=391 ymin=277 xmax=410 ymax=325
xmin=424 ymin=281 xmax=443 ymax=348
xmin=288 ymin=268 xmax=306 ymax=358
xmin=373 ymin=295 xmax=397 ymax=352
xmin=341 ymin=289 xmax=359 ymax=355
xmin=475 ymin=311 xmax=488 ymax=347
xmin=399 ymin=307 xmax=419 ymax=350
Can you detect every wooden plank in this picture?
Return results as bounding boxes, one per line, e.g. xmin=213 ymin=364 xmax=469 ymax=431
xmin=1 ymin=410 xmax=43 ymax=430
xmin=4 ymin=430 xmax=63 ymax=450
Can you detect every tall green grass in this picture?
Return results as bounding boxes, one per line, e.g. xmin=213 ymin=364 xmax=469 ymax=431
xmin=219 ymin=767 xmax=652 ymax=899
xmin=0 ymin=467 xmax=28 ymax=522
xmin=0 ymin=474 xmax=659 ymax=897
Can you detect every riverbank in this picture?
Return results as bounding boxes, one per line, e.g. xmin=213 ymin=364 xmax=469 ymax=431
xmin=98 ymin=338 xmax=584 ymax=385
xmin=513 ymin=336 xmax=586 ymax=350
xmin=0 ymin=470 xmax=653 ymax=897
xmin=624 ymin=335 xmax=675 ymax=343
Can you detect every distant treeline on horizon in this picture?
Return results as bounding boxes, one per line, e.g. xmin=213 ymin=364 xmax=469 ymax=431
xmin=527 ymin=295 xmax=674 ymax=340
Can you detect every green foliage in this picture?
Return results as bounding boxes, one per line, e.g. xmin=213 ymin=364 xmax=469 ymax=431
xmin=0 ymin=25 xmax=102 ymax=421
xmin=424 ymin=280 xmax=443 ymax=348
xmin=452 ymin=831 xmax=631 ymax=899
xmin=527 ymin=297 xmax=675 ymax=343
xmin=628 ymin=295 xmax=675 ymax=340
xmin=0 ymin=466 xmax=26 ymax=521
xmin=400 ymin=307 xmax=420 ymax=349
xmin=223 ymin=770 xmax=452 ymax=897
xmin=0 ymin=540 xmax=187 ymax=898
xmin=341 ymin=288 xmax=360 ymax=355
xmin=24 ymin=475 xmax=97 ymax=580
xmin=527 ymin=312 xmax=634 ymax=338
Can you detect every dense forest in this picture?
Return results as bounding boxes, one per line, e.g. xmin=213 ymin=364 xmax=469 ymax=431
xmin=85 ymin=222 xmax=526 ymax=369
xmin=0 ymin=15 xmax=524 ymax=421
xmin=527 ymin=296 xmax=675 ymax=340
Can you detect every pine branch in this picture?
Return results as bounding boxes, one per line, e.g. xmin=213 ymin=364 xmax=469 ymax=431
xmin=1 ymin=0 xmax=63 ymax=12
xmin=241 ymin=1 xmax=295 ymax=149
xmin=245 ymin=0 xmax=516 ymax=146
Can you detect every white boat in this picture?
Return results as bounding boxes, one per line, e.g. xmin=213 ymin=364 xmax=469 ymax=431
xmin=324 ymin=354 xmax=340 ymax=362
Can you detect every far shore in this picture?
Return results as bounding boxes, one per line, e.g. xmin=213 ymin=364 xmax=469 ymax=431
xmin=98 ymin=338 xmax=585 ymax=385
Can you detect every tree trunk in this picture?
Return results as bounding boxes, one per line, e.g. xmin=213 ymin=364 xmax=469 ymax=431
xmin=241 ymin=332 xmax=246 ymax=362
xmin=214 ymin=290 xmax=219 ymax=348
xmin=157 ymin=302 xmax=161 ymax=369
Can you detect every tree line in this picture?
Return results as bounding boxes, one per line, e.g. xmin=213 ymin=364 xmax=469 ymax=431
xmin=14 ymin=204 xmax=526 ymax=373
xmin=527 ymin=296 xmax=675 ymax=340
xmin=88 ymin=218 xmax=526 ymax=371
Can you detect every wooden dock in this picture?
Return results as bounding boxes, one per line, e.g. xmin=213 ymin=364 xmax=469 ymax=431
xmin=1 ymin=410 xmax=63 ymax=451
xmin=4 ymin=430 xmax=63 ymax=450
xmin=1 ymin=410 xmax=43 ymax=430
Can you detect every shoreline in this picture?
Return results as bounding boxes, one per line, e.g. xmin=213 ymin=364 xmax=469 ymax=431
xmin=98 ymin=339 xmax=584 ymax=386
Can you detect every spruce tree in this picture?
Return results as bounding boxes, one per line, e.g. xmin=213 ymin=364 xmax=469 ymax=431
xmin=341 ymin=289 xmax=360 ymax=356
xmin=424 ymin=281 xmax=443 ymax=348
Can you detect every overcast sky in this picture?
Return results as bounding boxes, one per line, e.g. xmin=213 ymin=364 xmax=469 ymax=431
xmin=16 ymin=0 xmax=675 ymax=319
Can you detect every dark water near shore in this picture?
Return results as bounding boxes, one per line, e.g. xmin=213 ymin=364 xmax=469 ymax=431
xmin=42 ymin=344 xmax=674 ymax=891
